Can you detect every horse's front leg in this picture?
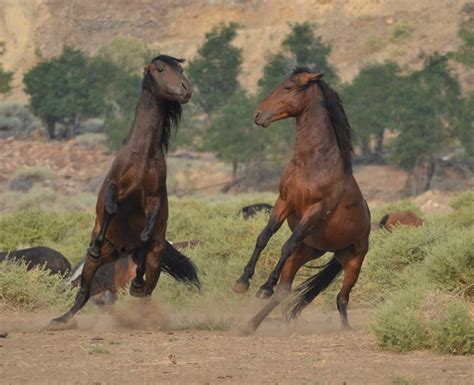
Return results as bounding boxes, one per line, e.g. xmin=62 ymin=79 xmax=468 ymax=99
xmin=129 ymin=197 xmax=160 ymax=297
xmin=233 ymin=197 xmax=290 ymax=294
xmin=144 ymin=238 xmax=166 ymax=296
xmin=257 ymin=202 xmax=326 ymax=298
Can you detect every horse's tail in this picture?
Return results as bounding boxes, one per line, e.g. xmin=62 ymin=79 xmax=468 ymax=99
xmin=162 ymin=240 xmax=200 ymax=289
xmin=286 ymin=256 xmax=342 ymax=319
xmin=379 ymin=213 xmax=390 ymax=228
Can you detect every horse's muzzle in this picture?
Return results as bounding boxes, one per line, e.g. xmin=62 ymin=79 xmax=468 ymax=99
xmin=253 ymin=110 xmax=271 ymax=127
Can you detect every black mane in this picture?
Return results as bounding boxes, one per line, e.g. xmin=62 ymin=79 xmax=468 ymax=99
xmin=293 ymin=67 xmax=354 ymax=172
xmin=141 ymin=55 xmax=185 ymax=152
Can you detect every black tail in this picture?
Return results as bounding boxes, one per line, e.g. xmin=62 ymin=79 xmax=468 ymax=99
xmin=379 ymin=213 xmax=390 ymax=228
xmin=162 ymin=241 xmax=200 ymax=289
xmin=286 ymin=256 xmax=342 ymax=319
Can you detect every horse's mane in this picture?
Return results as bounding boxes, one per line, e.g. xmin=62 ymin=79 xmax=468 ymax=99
xmin=293 ymin=67 xmax=354 ymax=172
xmin=142 ymin=55 xmax=184 ymax=152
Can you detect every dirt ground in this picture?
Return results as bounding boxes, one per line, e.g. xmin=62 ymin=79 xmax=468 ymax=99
xmin=0 ymin=305 xmax=472 ymax=385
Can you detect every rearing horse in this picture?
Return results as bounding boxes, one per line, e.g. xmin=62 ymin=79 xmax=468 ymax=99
xmin=52 ymin=55 xmax=194 ymax=324
xmin=233 ymin=68 xmax=370 ymax=331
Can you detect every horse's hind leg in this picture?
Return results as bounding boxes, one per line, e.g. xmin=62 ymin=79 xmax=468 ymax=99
xmin=144 ymin=238 xmax=166 ymax=296
xmin=334 ymin=241 xmax=368 ymax=329
xmin=88 ymin=184 xmax=118 ymax=258
xmin=233 ymin=197 xmax=290 ymax=294
xmin=51 ymin=242 xmax=118 ymax=324
xmin=130 ymin=197 xmax=161 ymax=297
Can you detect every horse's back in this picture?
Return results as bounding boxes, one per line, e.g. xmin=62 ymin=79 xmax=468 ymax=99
xmin=0 ymin=246 xmax=71 ymax=275
xmin=383 ymin=211 xmax=423 ymax=231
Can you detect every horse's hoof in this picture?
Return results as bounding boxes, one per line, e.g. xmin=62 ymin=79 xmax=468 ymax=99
xmin=48 ymin=317 xmax=77 ymax=330
xmin=129 ymin=280 xmax=146 ymax=298
xmin=341 ymin=323 xmax=352 ymax=331
xmin=255 ymin=287 xmax=274 ymax=299
xmin=238 ymin=322 xmax=255 ymax=336
xmin=232 ymin=280 xmax=249 ymax=294
xmin=87 ymin=245 xmax=100 ymax=259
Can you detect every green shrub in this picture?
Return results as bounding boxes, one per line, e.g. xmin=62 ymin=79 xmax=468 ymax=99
xmin=0 ymin=260 xmax=75 ymax=311
xmin=348 ymin=221 xmax=451 ymax=305
xmin=0 ymin=101 xmax=41 ymax=138
xmin=428 ymin=299 xmax=474 ymax=355
xmin=8 ymin=166 xmax=55 ymax=192
xmin=390 ymin=21 xmax=415 ymax=43
xmin=422 ymin=226 xmax=474 ymax=298
xmin=373 ymin=288 xmax=473 ymax=354
xmin=372 ymin=286 xmax=429 ymax=352
xmin=450 ymin=189 xmax=474 ymax=227
xmin=0 ymin=209 xmax=93 ymax=265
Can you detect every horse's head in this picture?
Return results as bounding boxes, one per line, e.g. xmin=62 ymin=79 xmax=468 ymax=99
xmin=143 ymin=55 xmax=192 ymax=104
xmin=253 ymin=68 xmax=323 ymax=127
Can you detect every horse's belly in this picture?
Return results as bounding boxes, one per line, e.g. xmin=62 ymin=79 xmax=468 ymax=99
xmin=107 ymin=202 xmax=147 ymax=252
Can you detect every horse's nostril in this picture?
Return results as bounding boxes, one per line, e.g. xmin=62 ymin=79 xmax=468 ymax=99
xmin=254 ymin=111 xmax=261 ymax=120
xmin=181 ymin=82 xmax=188 ymax=90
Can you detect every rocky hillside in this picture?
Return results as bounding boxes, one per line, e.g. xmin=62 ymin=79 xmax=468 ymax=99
xmin=0 ymin=0 xmax=472 ymax=101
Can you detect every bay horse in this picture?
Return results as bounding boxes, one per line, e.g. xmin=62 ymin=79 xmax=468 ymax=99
xmin=379 ymin=211 xmax=423 ymax=231
xmin=51 ymin=55 xmax=195 ymax=324
xmin=233 ymin=68 xmax=370 ymax=331
xmin=0 ymin=246 xmax=71 ymax=276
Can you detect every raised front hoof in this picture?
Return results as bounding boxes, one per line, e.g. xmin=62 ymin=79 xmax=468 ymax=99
xmin=232 ymin=279 xmax=250 ymax=294
xmin=255 ymin=287 xmax=274 ymax=299
xmin=129 ymin=280 xmax=146 ymax=298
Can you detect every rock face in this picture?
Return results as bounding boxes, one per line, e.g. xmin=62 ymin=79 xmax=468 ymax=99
xmin=0 ymin=0 xmax=470 ymax=101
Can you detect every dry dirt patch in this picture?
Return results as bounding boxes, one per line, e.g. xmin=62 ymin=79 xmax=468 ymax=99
xmin=0 ymin=307 xmax=472 ymax=385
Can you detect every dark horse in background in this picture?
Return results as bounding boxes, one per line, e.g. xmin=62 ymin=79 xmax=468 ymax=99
xmin=70 ymin=240 xmax=202 ymax=305
xmin=52 ymin=55 xmax=198 ymax=324
xmin=233 ymin=68 xmax=370 ymax=331
xmin=0 ymin=246 xmax=71 ymax=275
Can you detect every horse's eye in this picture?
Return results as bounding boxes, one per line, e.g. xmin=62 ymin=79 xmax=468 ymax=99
xmin=157 ymin=67 xmax=164 ymax=73
xmin=284 ymin=84 xmax=292 ymax=90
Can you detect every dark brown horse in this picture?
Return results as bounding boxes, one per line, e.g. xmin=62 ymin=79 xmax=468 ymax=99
xmin=69 ymin=240 xmax=202 ymax=305
xmin=0 ymin=246 xmax=71 ymax=276
xmin=52 ymin=55 xmax=194 ymax=324
xmin=233 ymin=68 xmax=370 ymax=331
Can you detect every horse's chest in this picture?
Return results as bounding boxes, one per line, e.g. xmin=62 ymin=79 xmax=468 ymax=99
xmin=280 ymin=169 xmax=323 ymax=207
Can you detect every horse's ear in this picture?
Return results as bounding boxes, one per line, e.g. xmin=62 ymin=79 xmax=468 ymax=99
xmin=300 ymin=72 xmax=323 ymax=85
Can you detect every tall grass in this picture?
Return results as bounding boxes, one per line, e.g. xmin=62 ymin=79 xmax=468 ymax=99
xmin=0 ymin=260 xmax=75 ymax=311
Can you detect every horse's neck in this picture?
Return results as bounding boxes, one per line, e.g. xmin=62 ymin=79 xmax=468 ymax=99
xmin=127 ymin=89 xmax=165 ymax=159
xmin=294 ymin=99 xmax=342 ymax=170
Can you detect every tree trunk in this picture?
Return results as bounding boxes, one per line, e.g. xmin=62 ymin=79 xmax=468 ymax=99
xmin=375 ymin=129 xmax=384 ymax=159
xmin=404 ymin=158 xmax=436 ymax=196
xmin=44 ymin=119 xmax=55 ymax=139
xmin=232 ymin=161 xmax=238 ymax=179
